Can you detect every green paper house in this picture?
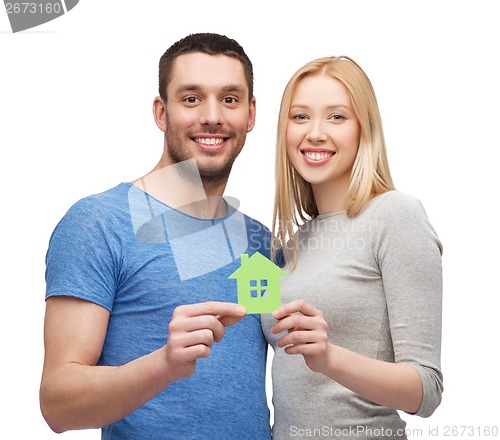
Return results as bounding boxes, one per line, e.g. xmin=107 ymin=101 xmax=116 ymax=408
xmin=229 ymin=252 xmax=287 ymax=314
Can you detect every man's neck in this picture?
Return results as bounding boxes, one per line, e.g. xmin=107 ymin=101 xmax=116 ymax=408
xmin=132 ymin=159 xmax=228 ymax=219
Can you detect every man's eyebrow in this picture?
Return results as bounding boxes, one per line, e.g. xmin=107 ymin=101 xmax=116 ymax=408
xmin=174 ymin=84 xmax=201 ymax=95
xmin=173 ymin=84 xmax=247 ymax=94
xmin=222 ymin=84 xmax=246 ymax=93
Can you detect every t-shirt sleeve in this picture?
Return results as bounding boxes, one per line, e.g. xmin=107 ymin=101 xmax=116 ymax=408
xmin=246 ymin=216 xmax=272 ymax=259
xmin=45 ymin=198 xmax=121 ymax=311
xmin=373 ymin=192 xmax=444 ymax=418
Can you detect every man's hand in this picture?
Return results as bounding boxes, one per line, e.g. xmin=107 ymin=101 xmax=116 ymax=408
xmin=165 ymin=301 xmax=247 ymax=381
xmin=40 ymin=298 xmax=247 ymax=432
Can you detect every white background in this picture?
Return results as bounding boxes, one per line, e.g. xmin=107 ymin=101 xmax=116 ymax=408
xmin=1 ymin=1 xmax=499 ymax=438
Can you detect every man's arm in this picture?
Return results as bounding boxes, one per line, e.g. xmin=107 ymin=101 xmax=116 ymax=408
xmin=40 ymin=296 xmax=246 ymax=433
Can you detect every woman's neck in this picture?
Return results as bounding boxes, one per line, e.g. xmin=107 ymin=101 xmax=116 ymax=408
xmin=312 ymin=175 xmax=350 ymax=215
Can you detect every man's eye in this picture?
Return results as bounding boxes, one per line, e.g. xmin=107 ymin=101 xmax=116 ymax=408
xmin=223 ymin=97 xmax=237 ymax=104
xmin=184 ymin=97 xmax=200 ymax=104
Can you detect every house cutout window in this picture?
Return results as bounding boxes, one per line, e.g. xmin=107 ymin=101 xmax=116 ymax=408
xmin=260 ymin=279 xmax=268 ymax=297
xmin=250 ymin=279 xmax=268 ymax=297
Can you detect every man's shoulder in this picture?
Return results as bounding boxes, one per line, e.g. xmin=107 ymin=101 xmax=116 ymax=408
xmin=75 ymin=183 xmax=131 ymax=206
xmin=223 ymin=198 xmax=271 ymax=235
xmin=83 ymin=182 xmax=130 ymax=205
xmin=240 ymin=211 xmax=271 ymax=238
xmin=237 ymin=211 xmax=272 ymax=258
xmin=63 ymin=182 xmax=131 ymax=224
xmin=242 ymin=212 xmax=270 ymax=229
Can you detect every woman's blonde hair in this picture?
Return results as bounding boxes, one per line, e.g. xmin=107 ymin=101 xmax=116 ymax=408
xmin=271 ymin=56 xmax=395 ymax=269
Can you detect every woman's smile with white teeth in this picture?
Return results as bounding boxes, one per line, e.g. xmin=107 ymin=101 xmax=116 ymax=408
xmin=302 ymin=151 xmax=335 ymax=161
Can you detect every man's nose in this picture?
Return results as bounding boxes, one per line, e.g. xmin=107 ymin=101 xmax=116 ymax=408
xmin=200 ymin=98 xmax=224 ymax=126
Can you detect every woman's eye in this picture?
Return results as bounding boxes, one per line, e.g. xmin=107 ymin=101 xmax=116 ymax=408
xmin=292 ymin=114 xmax=308 ymax=121
xmin=330 ymin=114 xmax=345 ymax=121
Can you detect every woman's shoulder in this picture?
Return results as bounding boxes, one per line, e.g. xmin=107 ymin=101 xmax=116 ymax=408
xmin=365 ymin=191 xmax=442 ymax=255
xmin=367 ymin=190 xmax=425 ymax=214
xmin=362 ymin=190 xmax=431 ymax=227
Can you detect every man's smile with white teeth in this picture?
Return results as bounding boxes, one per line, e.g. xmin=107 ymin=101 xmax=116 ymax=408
xmin=302 ymin=151 xmax=335 ymax=161
xmin=194 ymin=137 xmax=225 ymax=146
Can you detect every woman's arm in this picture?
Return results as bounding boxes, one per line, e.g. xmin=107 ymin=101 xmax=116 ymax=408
xmin=272 ymin=194 xmax=443 ymax=416
xmin=271 ymin=299 xmax=422 ymax=413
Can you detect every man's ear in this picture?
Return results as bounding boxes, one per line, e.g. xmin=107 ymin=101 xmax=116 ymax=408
xmin=152 ymin=96 xmax=167 ymax=132
xmin=247 ymin=96 xmax=256 ymax=133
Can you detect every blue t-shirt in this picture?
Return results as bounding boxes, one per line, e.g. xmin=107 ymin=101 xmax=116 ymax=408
xmin=45 ymin=183 xmax=272 ymax=440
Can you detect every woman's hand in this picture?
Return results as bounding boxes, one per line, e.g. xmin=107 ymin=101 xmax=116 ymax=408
xmin=271 ymin=300 xmax=424 ymax=413
xmin=271 ymin=299 xmax=331 ymax=374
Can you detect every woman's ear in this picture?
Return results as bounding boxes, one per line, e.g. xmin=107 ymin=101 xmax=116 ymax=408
xmin=152 ymin=96 xmax=167 ymax=132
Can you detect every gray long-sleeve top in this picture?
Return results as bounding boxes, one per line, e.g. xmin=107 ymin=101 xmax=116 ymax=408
xmin=261 ymin=190 xmax=443 ymax=439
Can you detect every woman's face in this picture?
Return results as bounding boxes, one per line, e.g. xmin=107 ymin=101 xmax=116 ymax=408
xmin=286 ymin=74 xmax=361 ymax=200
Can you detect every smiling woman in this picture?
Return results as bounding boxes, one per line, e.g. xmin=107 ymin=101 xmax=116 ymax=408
xmin=262 ymin=56 xmax=443 ymax=440
xmin=285 ymin=74 xmax=361 ymax=208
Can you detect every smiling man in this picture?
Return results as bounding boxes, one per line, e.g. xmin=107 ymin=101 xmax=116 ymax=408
xmin=154 ymin=49 xmax=255 ymax=191
xmin=40 ymin=33 xmax=272 ymax=440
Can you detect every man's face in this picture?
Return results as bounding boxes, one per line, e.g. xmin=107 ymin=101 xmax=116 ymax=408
xmin=162 ymin=52 xmax=256 ymax=180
